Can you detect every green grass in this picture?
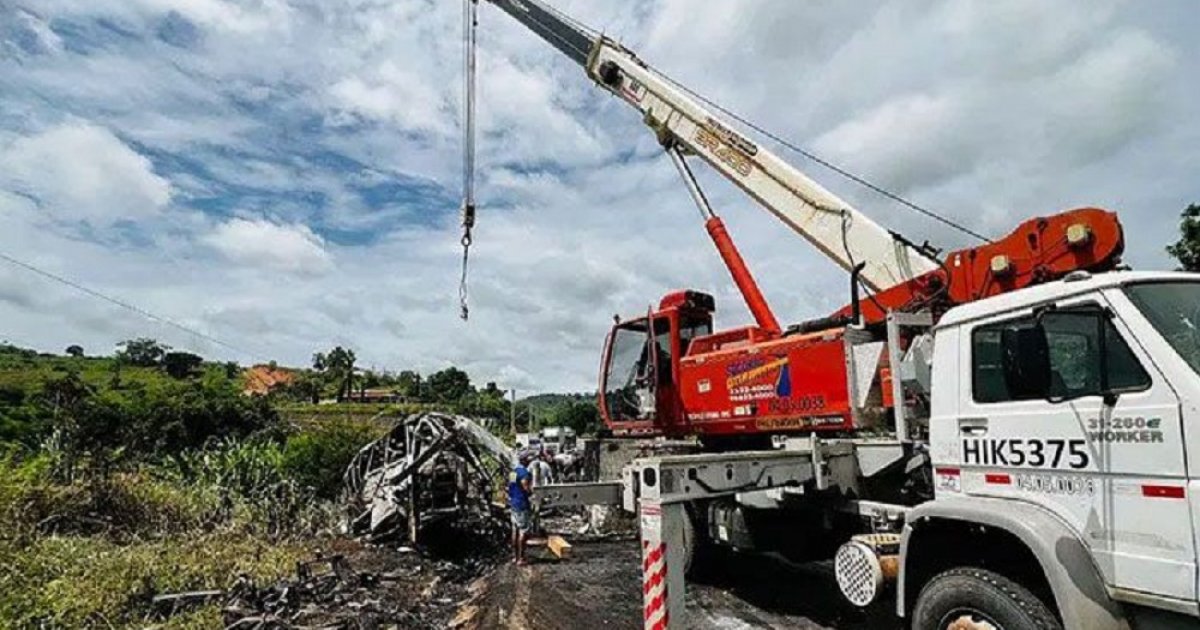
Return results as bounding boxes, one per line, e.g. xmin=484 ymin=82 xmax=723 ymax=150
xmin=0 ymin=532 xmax=312 ymax=628
xmin=0 ymin=350 xmax=169 ymax=391
xmin=0 ymin=431 xmax=354 ymax=628
xmin=0 ymin=345 xmax=424 ymax=628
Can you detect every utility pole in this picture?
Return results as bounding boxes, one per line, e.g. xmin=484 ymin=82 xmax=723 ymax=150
xmin=509 ymin=388 xmax=516 ymax=437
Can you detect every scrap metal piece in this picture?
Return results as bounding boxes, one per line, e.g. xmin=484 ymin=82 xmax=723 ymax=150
xmin=344 ymin=412 xmax=512 ymax=542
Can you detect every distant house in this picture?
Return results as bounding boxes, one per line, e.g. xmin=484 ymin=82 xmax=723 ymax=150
xmin=352 ymin=388 xmax=401 ymax=404
xmin=243 ymin=365 xmax=295 ymax=396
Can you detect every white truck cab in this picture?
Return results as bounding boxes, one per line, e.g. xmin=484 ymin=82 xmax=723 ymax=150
xmin=905 ymin=271 xmax=1200 ymax=629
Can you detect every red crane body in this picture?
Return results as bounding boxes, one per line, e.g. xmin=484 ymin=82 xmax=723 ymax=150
xmin=600 ymin=207 xmax=1125 ymax=439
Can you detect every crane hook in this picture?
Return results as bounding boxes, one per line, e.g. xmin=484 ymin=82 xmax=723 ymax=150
xmin=459 ymin=201 xmax=476 ymax=320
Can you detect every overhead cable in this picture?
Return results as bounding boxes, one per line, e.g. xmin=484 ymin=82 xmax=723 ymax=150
xmin=0 ymin=249 xmax=269 ymax=362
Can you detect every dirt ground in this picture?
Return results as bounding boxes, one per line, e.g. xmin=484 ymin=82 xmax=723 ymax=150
xmin=464 ymin=538 xmax=899 ymax=630
xmin=206 ymin=517 xmax=507 ymax=629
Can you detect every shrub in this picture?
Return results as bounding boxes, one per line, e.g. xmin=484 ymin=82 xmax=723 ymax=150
xmin=33 ymin=370 xmax=283 ymax=468
xmin=0 ymin=533 xmax=310 ymax=628
xmin=0 ymin=412 xmax=372 ymax=627
xmin=282 ymin=419 xmax=384 ymax=499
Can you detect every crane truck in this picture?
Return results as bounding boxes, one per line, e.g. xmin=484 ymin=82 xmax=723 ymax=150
xmin=467 ymin=2 xmax=1200 ymax=629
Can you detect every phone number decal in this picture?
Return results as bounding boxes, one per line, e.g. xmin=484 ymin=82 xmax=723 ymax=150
xmin=962 ymin=438 xmax=1090 ymax=470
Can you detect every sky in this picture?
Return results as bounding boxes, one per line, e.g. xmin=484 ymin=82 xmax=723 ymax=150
xmin=0 ymin=0 xmax=1197 ymax=393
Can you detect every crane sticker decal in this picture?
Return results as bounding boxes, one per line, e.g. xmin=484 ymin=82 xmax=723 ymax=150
xmin=726 ymin=355 xmax=790 ymax=402
xmin=704 ymin=117 xmax=759 ymax=156
xmin=695 ymin=124 xmax=754 ymax=177
xmin=620 ymin=77 xmax=645 ymax=103
xmin=1086 ymin=416 xmax=1164 ymax=443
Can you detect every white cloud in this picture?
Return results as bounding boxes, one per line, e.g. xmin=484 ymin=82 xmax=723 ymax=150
xmin=813 ymin=92 xmax=972 ymax=193
xmin=0 ymin=122 xmax=171 ymax=224
xmin=203 ymin=218 xmax=333 ymax=276
xmin=0 ymin=0 xmax=1195 ymax=394
xmin=35 ymin=0 xmax=289 ymax=34
xmin=329 ymin=62 xmax=450 ymax=134
xmin=3 ymin=7 xmax=64 ymax=57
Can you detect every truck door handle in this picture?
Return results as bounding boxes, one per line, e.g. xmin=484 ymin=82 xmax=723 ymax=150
xmin=958 ymin=417 xmax=988 ymax=437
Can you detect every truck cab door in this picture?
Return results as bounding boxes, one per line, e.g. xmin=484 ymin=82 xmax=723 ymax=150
xmin=600 ymin=316 xmax=666 ymax=434
xmin=956 ymin=296 xmax=1195 ymax=603
xmin=650 ymin=314 xmax=687 ymax=432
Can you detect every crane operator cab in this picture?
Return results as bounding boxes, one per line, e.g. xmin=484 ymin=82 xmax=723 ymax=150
xmin=600 ymin=290 xmax=714 ymax=435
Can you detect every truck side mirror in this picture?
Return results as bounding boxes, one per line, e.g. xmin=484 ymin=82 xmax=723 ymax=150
xmin=1000 ymin=325 xmax=1052 ymax=400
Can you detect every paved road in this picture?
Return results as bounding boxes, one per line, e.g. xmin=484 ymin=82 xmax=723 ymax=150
xmin=472 ymin=539 xmax=899 ymax=630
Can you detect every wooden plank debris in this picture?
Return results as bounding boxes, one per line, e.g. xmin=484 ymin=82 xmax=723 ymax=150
xmin=546 ymin=534 xmax=572 ymax=559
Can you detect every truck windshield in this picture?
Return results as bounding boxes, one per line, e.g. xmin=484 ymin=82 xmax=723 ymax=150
xmin=1125 ymin=282 xmax=1200 ymax=375
xmin=604 ymin=320 xmax=650 ymax=419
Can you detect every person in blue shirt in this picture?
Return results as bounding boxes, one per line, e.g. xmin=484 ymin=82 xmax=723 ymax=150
xmin=508 ymin=454 xmax=534 ymax=565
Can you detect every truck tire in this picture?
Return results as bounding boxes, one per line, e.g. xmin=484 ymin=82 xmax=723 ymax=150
xmin=913 ymin=567 xmax=1061 ymax=630
xmin=680 ymin=506 xmax=698 ymax=577
xmin=679 ymin=506 xmax=725 ymax=579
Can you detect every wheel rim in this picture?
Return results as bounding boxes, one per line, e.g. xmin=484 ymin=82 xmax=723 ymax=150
xmin=940 ymin=608 xmax=1002 ymax=630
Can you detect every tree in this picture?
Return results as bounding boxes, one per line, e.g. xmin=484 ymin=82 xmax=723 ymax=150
xmin=458 ymin=389 xmax=511 ymax=419
xmin=116 ymin=338 xmax=169 ymax=367
xmin=396 ymin=370 xmax=422 ymax=400
xmin=552 ymin=401 xmax=602 ymax=435
xmin=64 ymin=345 xmax=84 ymax=358
xmin=285 ymin=371 xmax=323 ymax=404
xmin=314 ymin=346 xmax=357 ymax=401
xmin=426 ymin=367 xmax=472 ymax=403
xmin=1167 ymin=203 xmax=1200 ymax=271
xmin=360 ymin=370 xmax=382 ymax=389
xmin=162 ymin=351 xmax=204 ymax=379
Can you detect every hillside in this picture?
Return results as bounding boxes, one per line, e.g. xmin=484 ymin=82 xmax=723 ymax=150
xmin=520 ymin=391 xmax=596 ymax=411
xmin=0 ymin=343 xmax=248 ymax=446
xmin=518 ymin=391 xmax=602 ymax=435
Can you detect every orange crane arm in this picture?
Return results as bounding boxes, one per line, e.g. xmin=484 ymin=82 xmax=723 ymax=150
xmin=832 ymin=207 xmax=1125 ymax=325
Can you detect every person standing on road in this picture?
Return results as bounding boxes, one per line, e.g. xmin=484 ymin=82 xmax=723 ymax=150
xmin=530 ymin=453 xmax=554 ymax=488
xmin=508 ymin=454 xmax=534 ymax=565
xmin=528 ymin=453 xmax=555 ymax=533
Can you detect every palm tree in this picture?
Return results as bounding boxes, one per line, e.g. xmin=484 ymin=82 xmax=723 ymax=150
xmin=314 ymin=347 xmax=357 ymax=402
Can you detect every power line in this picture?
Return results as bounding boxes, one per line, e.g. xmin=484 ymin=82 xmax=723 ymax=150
xmin=0 ymin=250 xmax=270 ymax=362
xmin=1 ymin=251 xmax=400 ymax=371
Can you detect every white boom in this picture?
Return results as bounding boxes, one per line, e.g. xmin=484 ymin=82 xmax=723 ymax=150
xmin=485 ymin=0 xmax=938 ymax=291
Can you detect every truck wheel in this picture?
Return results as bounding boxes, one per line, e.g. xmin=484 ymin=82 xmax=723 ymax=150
xmin=679 ymin=506 xmax=724 ymax=579
xmin=680 ymin=506 xmax=698 ymax=577
xmin=913 ymin=567 xmax=1061 ymax=630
